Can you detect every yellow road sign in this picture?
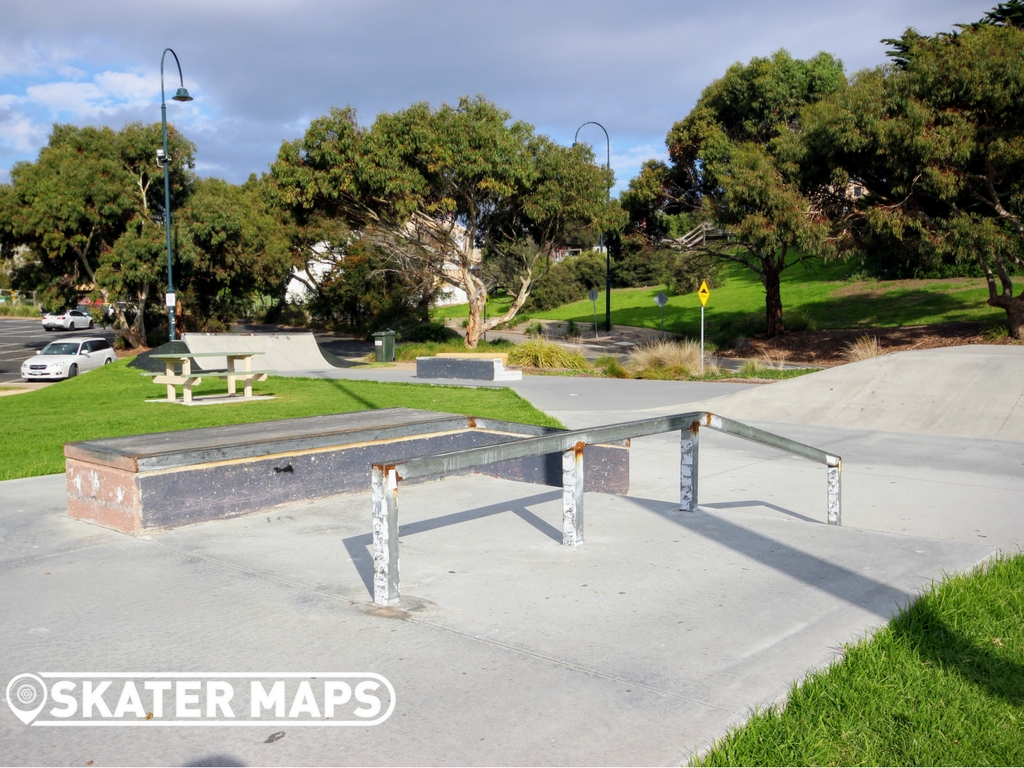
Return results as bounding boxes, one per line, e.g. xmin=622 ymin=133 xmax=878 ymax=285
xmin=698 ymin=280 xmax=710 ymax=307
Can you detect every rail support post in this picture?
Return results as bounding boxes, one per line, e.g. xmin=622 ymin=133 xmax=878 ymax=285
xmin=681 ymin=423 xmax=699 ymax=511
xmin=826 ymin=458 xmax=842 ymax=526
xmin=372 ymin=464 xmax=401 ymax=605
xmin=562 ymin=443 xmax=585 ymax=546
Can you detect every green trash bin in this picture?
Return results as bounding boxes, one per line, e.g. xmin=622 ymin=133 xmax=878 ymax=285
xmin=372 ymin=329 xmax=396 ymax=362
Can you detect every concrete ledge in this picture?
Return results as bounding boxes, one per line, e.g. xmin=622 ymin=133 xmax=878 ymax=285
xmin=64 ymin=408 xmax=627 ymax=534
xmin=416 ymin=356 xmax=522 ymax=381
xmin=437 ymin=351 xmax=510 ymax=366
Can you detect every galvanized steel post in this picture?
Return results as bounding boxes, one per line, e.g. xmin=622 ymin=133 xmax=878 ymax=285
xmin=371 ymin=465 xmax=401 ymax=605
xmin=826 ymin=458 xmax=842 ymax=526
xmin=680 ymin=423 xmax=699 ymax=511
xmin=562 ymin=443 xmax=585 ymax=546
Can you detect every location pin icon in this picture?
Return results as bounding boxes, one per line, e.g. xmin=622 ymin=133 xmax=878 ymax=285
xmin=6 ymin=674 xmax=48 ymax=725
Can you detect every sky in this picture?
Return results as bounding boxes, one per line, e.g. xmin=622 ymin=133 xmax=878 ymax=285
xmin=0 ymin=0 xmax=994 ymax=195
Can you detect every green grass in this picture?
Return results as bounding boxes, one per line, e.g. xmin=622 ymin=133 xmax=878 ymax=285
xmin=432 ymin=260 xmax=1005 ymax=341
xmin=0 ymin=304 xmax=41 ymax=318
xmin=695 ymin=553 xmax=1024 ymax=766
xmin=0 ymin=360 xmax=562 ymax=481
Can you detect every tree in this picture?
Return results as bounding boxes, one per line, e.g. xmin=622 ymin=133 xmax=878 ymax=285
xmin=270 ymin=98 xmax=615 ymax=347
xmin=175 ymin=176 xmax=291 ymax=331
xmin=0 ymin=122 xmax=195 ymax=344
xmin=625 ymin=51 xmax=845 ymax=337
xmin=802 ymin=11 xmax=1024 ymax=336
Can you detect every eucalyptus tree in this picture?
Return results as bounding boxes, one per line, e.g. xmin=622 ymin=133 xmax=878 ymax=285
xmin=624 ymin=51 xmax=845 ymax=338
xmin=801 ymin=7 xmax=1024 ymax=336
xmin=0 ymin=122 xmax=194 ymax=341
xmin=271 ymin=97 xmax=616 ymax=347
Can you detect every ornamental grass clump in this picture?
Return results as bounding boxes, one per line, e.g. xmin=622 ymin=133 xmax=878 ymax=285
xmin=593 ymin=355 xmax=631 ymax=378
xmin=843 ymin=334 xmax=881 ymax=362
xmin=626 ymin=340 xmax=703 ymax=379
xmin=508 ymin=339 xmax=588 ymax=369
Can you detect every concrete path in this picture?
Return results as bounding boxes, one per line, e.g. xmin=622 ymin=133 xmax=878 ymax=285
xmin=1 ymin=346 xmax=1021 ymax=765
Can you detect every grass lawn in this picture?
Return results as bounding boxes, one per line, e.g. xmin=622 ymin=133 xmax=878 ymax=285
xmin=0 ymin=360 xmax=562 ymax=481
xmin=695 ymin=553 xmax=1024 ymax=766
xmin=433 ymin=260 xmax=1005 ymax=342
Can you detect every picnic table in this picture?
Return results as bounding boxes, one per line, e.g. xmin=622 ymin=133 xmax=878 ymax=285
xmin=149 ymin=352 xmax=274 ymax=404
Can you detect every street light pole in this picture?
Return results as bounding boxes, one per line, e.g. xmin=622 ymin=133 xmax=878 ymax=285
xmin=159 ymin=48 xmax=193 ymax=342
xmin=574 ymin=121 xmax=611 ymax=332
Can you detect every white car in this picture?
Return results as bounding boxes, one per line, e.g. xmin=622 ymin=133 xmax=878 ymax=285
xmin=42 ymin=309 xmax=94 ymax=331
xmin=21 ymin=337 xmax=116 ymax=381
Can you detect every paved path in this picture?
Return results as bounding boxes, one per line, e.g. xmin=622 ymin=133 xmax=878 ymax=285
xmin=1 ymin=347 xmax=1020 ymax=765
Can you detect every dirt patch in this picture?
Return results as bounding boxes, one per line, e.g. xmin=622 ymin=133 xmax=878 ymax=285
xmin=829 ymin=276 xmax=986 ymax=299
xmin=716 ymin=321 xmax=1018 ymax=366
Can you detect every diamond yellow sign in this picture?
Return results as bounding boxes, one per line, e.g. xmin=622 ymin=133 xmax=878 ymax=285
xmin=698 ymin=280 xmax=710 ymax=307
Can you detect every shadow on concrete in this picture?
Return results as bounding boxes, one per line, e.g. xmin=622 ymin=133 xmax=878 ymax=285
xmin=634 ymin=498 xmax=909 ymax=619
xmin=342 ymin=491 xmax=562 ymax=595
xmin=182 ymin=754 xmax=248 ymax=767
xmin=341 ymin=486 xmax=908 ymax=616
xmin=703 ymin=499 xmax=822 ymax=525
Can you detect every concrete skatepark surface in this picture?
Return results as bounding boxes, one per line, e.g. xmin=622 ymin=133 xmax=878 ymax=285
xmin=1 ymin=345 xmax=1021 ymax=765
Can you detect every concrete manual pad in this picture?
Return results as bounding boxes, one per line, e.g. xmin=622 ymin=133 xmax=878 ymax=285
xmin=0 ymin=466 xmax=995 ymax=766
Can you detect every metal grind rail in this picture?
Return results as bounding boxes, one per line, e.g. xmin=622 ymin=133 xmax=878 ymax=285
xmin=370 ymin=411 xmax=842 ymax=605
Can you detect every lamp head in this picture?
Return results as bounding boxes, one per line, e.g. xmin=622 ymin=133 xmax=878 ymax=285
xmin=172 ymin=87 xmax=193 ymax=102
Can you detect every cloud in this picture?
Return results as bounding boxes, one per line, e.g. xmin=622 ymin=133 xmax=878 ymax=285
xmin=24 ymin=70 xmax=161 ymax=118
xmin=0 ymin=0 xmax=998 ymax=189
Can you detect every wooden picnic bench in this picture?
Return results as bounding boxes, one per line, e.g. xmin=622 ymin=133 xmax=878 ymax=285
xmin=149 ymin=352 xmax=275 ymax=404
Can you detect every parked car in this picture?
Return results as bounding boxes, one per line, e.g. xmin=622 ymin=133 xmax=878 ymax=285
xmin=42 ymin=309 xmax=94 ymax=331
xmin=21 ymin=337 xmax=116 ymax=381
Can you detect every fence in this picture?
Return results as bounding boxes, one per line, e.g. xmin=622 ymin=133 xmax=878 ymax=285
xmin=370 ymin=411 xmax=841 ymax=605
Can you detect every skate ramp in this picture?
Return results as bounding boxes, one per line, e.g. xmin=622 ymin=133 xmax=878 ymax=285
xmin=702 ymin=345 xmax=1024 ymax=441
xmin=182 ymin=332 xmax=341 ymax=373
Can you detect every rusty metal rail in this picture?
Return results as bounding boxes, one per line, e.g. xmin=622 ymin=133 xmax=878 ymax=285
xmin=371 ymin=411 xmax=841 ymax=605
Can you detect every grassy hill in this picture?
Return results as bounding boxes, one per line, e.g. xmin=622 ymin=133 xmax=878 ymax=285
xmin=434 ymin=259 xmax=1004 ymax=343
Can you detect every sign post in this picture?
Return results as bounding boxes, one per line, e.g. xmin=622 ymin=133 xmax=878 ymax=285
xmin=654 ymin=291 xmax=668 ymax=340
xmin=698 ymin=280 xmax=710 ymax=374
xmin=588 ymin=287 xmax=600 ymax=339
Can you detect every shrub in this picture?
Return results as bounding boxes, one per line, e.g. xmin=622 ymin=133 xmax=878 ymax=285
xmin=523 ymin=251 xmax=606 ymax=311
xmin=524 ymin=321 xmax=545 ymax=336
xmin=508 ymin=339 xmax=588 ymax=369
xmin=984 ymin=324 xmax=1009 ymax=341
xmin=593 ymin=355 xmax=631 ymax=378
xmin=844 ymin=335 xmax=881 ymax=361
xmin=626 ymin=340 xmax=703 ymax=374
xmin=403 ymin=322 xmax=462 ymax=344
xmin=738 ymin=359 xmax=765 ymax=377
xmin=394 ymin=338 xmax=512 ymax=362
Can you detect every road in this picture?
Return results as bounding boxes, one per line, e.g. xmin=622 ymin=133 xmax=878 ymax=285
xmin=0 ymin=317 xmax=115 ymax=385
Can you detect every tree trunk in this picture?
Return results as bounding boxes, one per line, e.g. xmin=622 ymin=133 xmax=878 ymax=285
xmin=762 ymin=262 xmax=785 ymax=339
xmin=978 ymin=253 xmax=1024 ymax=339
xmin=464 ymin=287 xmax=487 ymax=348
xmin=995 ymin=295 xmax=1024 ymax=339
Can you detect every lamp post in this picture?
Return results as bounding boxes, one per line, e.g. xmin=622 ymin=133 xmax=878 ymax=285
xmin=159 ymin=48 xmax=193 ymax=342
xmin=574 ymin=121 xmax=611 ymax=332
